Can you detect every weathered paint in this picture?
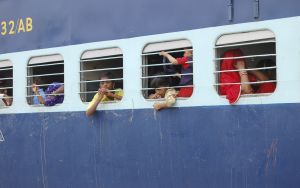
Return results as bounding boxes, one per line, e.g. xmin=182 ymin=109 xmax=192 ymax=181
xmin=0 ymin=104 xmax=300 ymax=188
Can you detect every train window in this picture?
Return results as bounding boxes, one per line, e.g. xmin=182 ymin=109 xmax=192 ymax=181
xmin=80 ymin=47 xmax=123 ymax=103
xmin=26 ymin=54 xmax=64 ymax=106
xmin=0 ymin=60 xmax=13 ymax=108
xmin=214 ymin=30 xmax=277 ymax=104
xmin=142 ymin=39 xmax=194 ymax=99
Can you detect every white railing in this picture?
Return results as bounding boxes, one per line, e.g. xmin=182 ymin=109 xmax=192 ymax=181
xmin=214 ymin=54 xmax=276 ymax=61
xmin=215 ymin=40 xmax=276 ymax=49
xmin=27 ymin=62 xmax=64 ymax=68
xmin=80 ymin=56 xmax=123 ymax=62
xmin=141 ymin=61 xmax=193 ymax=68
xmin=80 ymin=67 xmax=123 ymax=73
xmin=214 ymin=66 xmax=276 ymax=73
xmin=142 ymin=48 xmax=193 ymax=56
xmin=141 ymin=73 xmax=193 ymax=79
xmin=214 ymin=80 xmax=276 ymax=86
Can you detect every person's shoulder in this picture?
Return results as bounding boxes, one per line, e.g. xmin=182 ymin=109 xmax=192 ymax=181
xmin=115 ymin=88 xmax=123 ymax=94
xmin=92 ymin=92 xmax=99 ymax=99
xmin=177 ymin=56 xmax=189 ymax=64
xmin=166 ymin=88 xmax=177 ymax=96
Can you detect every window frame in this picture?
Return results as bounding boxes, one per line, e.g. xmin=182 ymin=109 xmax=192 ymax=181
xmin=141 ymin=39 xmax=194 ymax=100
xmin=26 ymin=54 xmax=65 ymax=106
xmin=79 ymin=47 xmax=124 ymax=104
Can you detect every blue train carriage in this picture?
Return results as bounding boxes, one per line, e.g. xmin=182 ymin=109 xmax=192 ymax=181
xmin=1 ymin=0 xmax=300 ymax=188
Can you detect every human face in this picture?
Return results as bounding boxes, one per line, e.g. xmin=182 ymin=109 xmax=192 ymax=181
xmin=183 ymin=50 xmax=192 ymax=57
xmin=99 ymin=76 xmax=114 ymax=90
xmin=155 ymin=87 xmax=167 ymax=97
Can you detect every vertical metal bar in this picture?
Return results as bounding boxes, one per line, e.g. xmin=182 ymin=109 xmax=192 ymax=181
xmin=228 ymin=0 xmax=233 ymax=21
xmin=253 ymin=0 xmax=259 ymax=19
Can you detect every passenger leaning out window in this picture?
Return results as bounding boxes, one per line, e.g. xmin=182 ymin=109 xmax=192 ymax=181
xmin=86 ymin=72 xmax=123 ymax=116
xmin=149 ymin=74 xmax=177 ymax=111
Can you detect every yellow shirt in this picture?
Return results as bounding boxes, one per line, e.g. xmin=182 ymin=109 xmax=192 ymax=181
xmin=87 ymin=89 xmax=123 ymax=109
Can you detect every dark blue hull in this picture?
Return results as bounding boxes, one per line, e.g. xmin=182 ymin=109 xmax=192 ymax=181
xmin=1 ymin=104 xmax=299 ymax=188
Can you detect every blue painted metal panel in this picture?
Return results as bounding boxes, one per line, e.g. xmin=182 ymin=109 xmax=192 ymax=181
xmin=0 ymin=104 xmax=300 ymax=188
xmin=1 ymin=0 xmax=300 ymax=54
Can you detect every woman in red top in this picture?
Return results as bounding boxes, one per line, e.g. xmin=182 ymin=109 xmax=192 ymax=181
xmin=220 ymin=49 xmax=276 ymax=104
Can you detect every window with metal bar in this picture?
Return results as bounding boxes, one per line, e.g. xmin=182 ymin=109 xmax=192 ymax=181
xmin=26 ymin=54 xmax=64 ymax=106
xmin=215 ymin=30 xmax=277 ymax=100
xmin=80 ymin=47 xmax=123 ymax=103
xmin=0 ymin=60 xmax=13 ymax=108
xmin=142 ymin=39 xmax=194 ymax=99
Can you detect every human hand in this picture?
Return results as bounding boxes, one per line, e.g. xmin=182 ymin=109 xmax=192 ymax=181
xmin=159 ymin=51 xmax=168 ymax=56
xmin=5 ymin=97 xmax=12 ymax=106
xmin=31 ymin=84 xmax=38 ymax=93
xmin=107 ymin=91 xmax=117 ymax=100
xmin=149 ymin=93 xmax=161 ymax=99
xmin=97 ymin=88 xmax=106 ymax=96
xmin=234 ymin=60 xmax=246 ymax=70
xmin=153 ymin=102 xmax=162 ymax=111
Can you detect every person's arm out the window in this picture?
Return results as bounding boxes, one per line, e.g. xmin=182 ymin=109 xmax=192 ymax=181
xmin=159 ymin=51 xmax=178 ymax=65
xmin=86 ymin=88 xmax=105 ymax=116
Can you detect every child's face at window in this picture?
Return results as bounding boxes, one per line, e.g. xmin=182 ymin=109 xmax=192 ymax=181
xmin=184 ymin=50 xmax=192 ymax=57
xmin=155 ymin=87 xmax=167 ymax=97
xmin=99 ymin=76 xmax=114 ymax=90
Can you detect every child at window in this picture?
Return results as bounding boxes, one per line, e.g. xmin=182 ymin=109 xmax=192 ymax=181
xmin=31 ymin=77 xmax=46 ymax=105
xmin=159 ymin=49 xmax=193 ymax=97
xmin=149 ymin=75 xmax=177 ymax=111
xmin=0 ymin=85 xmax=12 ymax=106
xmin=0 ymin=90 xmax=11 ymax=106
xmin=31 ymin=81 xmax=64 ymax=106
xmin=86 ymin=72 xmax=123 ymax=116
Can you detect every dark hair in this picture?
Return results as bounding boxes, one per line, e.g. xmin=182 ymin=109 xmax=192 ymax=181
xmin=33 ymin=77 xmax=43 ymax=85
xmin=100 ymin=72 xmax=114 ymax=80
xmin=257 ymin=59 xmax=276 ymax=80
xmin=257 ymin=59 xmax=275 ymax=68
xmin=150 ymin=73 xmax=171 ymax=88
xmin=0 ymin=86 xmax=7 ymax=94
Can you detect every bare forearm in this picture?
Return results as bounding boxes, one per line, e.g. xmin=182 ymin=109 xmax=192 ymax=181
xmin=106 ymin=92 xmax=122 ymax=100
xmin=53 ymin=86 xmax=64 ymax=94
xmin=249 ymin=70 xmax=268 ymax=81
xmin=161 ymin=52 xmax=178 ymax=64
xmin=86 ymin=94 xmax=103 ymax=116
xmin=239 ymin=72 xmax=253 ymax=94
xmin=86 ymin=101 xmax=100 ymax=116
xmin=154 ymin=102 xmax=168 ymax=110
xmin=34 ymin=91 xmax=45 ymax=104
xmin=165 ymin=54 xmax=178 ymax=64
xmin=37 ymin=95 xmax=45 ymax=104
